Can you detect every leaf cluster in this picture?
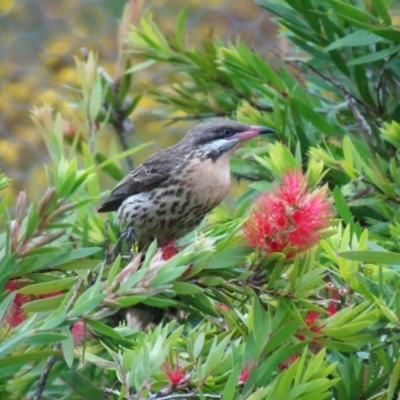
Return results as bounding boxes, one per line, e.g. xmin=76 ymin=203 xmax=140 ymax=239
xmin=1 ymin=1 xmax=400 ymax=399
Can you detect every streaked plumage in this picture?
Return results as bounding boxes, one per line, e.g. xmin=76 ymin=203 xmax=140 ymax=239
xmin=99 ymin=118 xmax=274 ymax=247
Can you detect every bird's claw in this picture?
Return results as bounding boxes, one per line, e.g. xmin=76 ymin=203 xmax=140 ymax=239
xmin=106 ymin=227 xmax=137 ymax=264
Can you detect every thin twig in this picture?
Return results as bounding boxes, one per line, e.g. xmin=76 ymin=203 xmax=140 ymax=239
xmin=344 ymin=93 xmax=373 ymax=139
xmin=32 ymin=343 xmax=62 ymax=400
xmin=348 ymin=187 xmax=374 ymax=202
xmin=32 ymin=280 xmax=83 ymax=400
xmin=306 ymin=64 xmax=376 ymax=114
xmin=375 ymin=53 xmax=397 ymax=116
xmin=111 ymin=81 xmax=135 ymax=171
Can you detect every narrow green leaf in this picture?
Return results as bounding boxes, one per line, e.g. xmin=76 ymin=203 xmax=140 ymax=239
xmin=22 ymin=294 xmax=64 ymax=312
xmin=0 ymin=292 xmax=15 ymax=325
xmin=388 ymin=355 xmax=400 ymax=400
xmin=61 ymin=326 xmax=74 ymax=368
xmin=347 ymin=44 xmax=400 ymax=66
xmin=25 ymin=206 xmax=39 ymax=240
xmin=338 ymin=250 xmax=400 ymax=265
xmin=17 ymin=277 xmax=78 ymax=295
xmin=89 ymin=78 xmax=102 ymax=121
xmin=0 ymin=350 xmax=60 ymax=367
xmin=49 ymin=247 xmax=102 ymax=267
xmin=24 ymin=332 xmax=68 ymax=345
xmin=175 ymin=7 xmax=188 ymax=44
xmin=326 ymin=30 xmax=385 ymax=50
xmin=0 ymin=330 xmax=30 ymax=358
xmin=333 ymin=186 xmax=352 ymax=224
xmin=150 ymin=266 xmax=187 ymax=287
xmin=222 ymin=363 xmax=240 ymax=400
xmin=86 ymin=319 xmax=126 ymax=341
xmin=70 ymin=294 xmax=106 ymax=317
xmin=57 ymin=260 xmax=101 ymax=271
xmin=172 ymin=282 xmax=203 ymax=295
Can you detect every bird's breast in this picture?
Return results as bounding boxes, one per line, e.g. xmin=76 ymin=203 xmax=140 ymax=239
xmin=116 ymin=153 xmax=232 ymax=244
xmin=185 ymin=154 xmax=232 ymax=206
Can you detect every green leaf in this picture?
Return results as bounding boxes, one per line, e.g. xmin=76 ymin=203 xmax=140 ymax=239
xmin=175 ymin=7 xmax=188 ymax=44
xmin=115 ymin=295 xmax=146 ymax=308
xmin=25 ymin=206 xmax=39 ymax=240
xmin=204 ymin=246 xmax=250 ymax=270
xmin=348 ymin=44 xmax=400 ymax=66
xmin=24 ymin=332 xmax=69 ymax=345
xmin=321 ymin=321 xmax=373 ymax=337
xmin=292 ymin=99 xmax=340 ymax=135
xmin=264 ymin=321 xmax=299 ymax=353
xmin=333 ymin=186 xmax=352 ymax=224
xmin=61 ymin=326 xmax=74 ymax=368
xmin=326 ymin=30 xmax=386 ymax=51
xmin=57 ymin=260 xmax=101 ymax=271
xmin=49 ymin=247 xmax=102 ymax=267
xmin=183 ymin=293 xmax=218 ymax=317
xmin=222 ymin=363 xmax=240 ymax=400
xmin=22 ymin=294 xmax=64 ymax=312
xmin=70 ymin=293 xmax=106 ymax=317
xmin=0 ymin=350 xmax=60 ymax=367
xmin=388 ymin=355 xmax=400 ymax=400
xmin=86 ymin=320 xmax=130 ymax=345
xmin=150 ymin=266 xmax=187 ymax=287
xmin=0 ymin=330 xmax=30 ymax=358
xmin=89 ymin=77 xmax=102 ymax=121
xmin=172 ymin=282 xmax=203 ymax=295
xmin=0 ymin=292 xmax=15 ymax=325
xmin=17 ymin=277 xmax=78 ymax=295
xmin=338 ymin=250 xmax=400 ymax=265
xmin=324 ymin=0 xmax=378 ymax=23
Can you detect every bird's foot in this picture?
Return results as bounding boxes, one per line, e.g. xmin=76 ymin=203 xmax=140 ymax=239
xmin=106 ymin=227 xmax=137 ymax=264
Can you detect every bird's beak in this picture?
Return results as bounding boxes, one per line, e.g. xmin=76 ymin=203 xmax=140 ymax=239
xmin=232 ymin=125 xmax=275 ymax=141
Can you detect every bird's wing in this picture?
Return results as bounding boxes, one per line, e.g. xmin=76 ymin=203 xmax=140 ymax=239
xmin=98 ymin=150 xmax=180 ymax=212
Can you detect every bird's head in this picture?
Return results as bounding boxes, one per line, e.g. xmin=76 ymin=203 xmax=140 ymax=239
xmin=182 ymin=118 xmax=275 ymax=160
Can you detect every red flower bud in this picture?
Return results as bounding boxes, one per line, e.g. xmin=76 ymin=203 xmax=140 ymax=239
xmin=161 ymin=241 xmax=179 ymax=260
xmin=238 ymin=363 xmax=253 ymax=385
xmin=163 ymin=360 xmax=186 ymax=386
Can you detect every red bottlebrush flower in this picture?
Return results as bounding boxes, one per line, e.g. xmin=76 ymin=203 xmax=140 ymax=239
xmin=4 ymin=280 xmax=62 ymax=328
xmin=304 ymin=311 xmax=321 ymax=332
xmin=5 ymin=280 xmax=20 ymax=292
xmin=243 ymin=169 xmax=333 ymax=255
xmin=163 ymin=361 xmax=186 ymax=386
xmin=161 ymin=241 xmax=179 ymax=260
xmin=4 ymin=280 xmax=29 ymax=327
xmin=71 ymin=320 xmax=92 ymax=346
xmin=279 ymin=353 xmax=300 ymax=370
xmin=238 ymin=363 xmax=253 ymax=385
xmin=327 ymin=302 xmax=338 ymax=316
xmin=304 ymin=311 xmax=320 ymax=326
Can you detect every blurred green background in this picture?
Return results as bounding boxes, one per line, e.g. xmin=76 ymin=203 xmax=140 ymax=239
xmin=0 ymin=0 xmax=277 ymax=203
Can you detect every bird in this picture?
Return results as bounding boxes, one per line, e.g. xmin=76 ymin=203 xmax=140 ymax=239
xmin=98 ymin=118 xmax=274 ymax=329
xmin=99 ymin=118 xmax=274 ymax=246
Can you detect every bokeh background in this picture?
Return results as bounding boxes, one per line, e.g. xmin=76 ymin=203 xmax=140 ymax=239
xmin=0 ymin=0 xmax=280 ymax=204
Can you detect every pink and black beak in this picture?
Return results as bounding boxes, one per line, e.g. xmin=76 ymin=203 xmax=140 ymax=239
xmin=232 ymin=125 xmax=275 ymax=141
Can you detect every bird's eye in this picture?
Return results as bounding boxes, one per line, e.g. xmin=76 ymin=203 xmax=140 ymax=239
xmin=222 ymin=128 xmax=233 ymax=136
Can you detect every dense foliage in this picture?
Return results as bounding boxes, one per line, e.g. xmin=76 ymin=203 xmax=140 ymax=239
xmin=1 ymin=0 xmax=400 ymax=399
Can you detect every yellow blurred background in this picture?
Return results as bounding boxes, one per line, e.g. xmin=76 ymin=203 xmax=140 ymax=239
xmin=0 ymin=0 xmax=278 ymax=204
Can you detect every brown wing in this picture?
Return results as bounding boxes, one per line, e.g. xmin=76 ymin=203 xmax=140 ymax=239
xmin=98 ymin=148 xmax=181 ymax=212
